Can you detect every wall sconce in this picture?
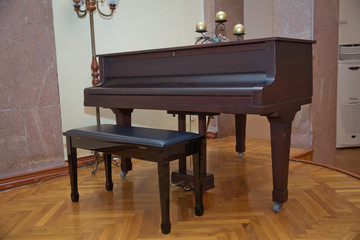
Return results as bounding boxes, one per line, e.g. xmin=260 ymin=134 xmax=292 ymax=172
xmin=195 ymin=10 xmax=245 ymax=44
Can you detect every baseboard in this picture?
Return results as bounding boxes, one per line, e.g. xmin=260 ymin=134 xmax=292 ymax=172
xmin=206 ymin=131 xmax=217 ymax=139
xmin=290 ymin=149 xmax=360 ymax=179
xmin=290 ymin=150 xmax=314 ymax=161
xmin=0 ymin=155 xmax=95 ymax=191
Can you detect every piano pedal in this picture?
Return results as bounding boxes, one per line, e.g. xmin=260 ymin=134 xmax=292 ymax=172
xmin=171 ymin=180 xmax=184 ymax=187
xmin=184 ymin=182 xmax=194 ymax=191
xmin=171 ymin=180 xmax=194 ymax=191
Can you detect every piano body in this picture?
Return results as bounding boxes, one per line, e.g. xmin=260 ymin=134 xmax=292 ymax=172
xmin=84 ymin=37 xmax=314 ymax=211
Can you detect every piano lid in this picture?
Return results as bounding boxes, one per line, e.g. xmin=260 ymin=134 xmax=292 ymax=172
xmin=96 ymin=37 xmax=315 ymax=58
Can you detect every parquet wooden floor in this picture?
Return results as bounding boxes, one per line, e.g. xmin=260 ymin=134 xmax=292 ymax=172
xmin=335 ymin=147 xmax=360 ymax=176
xmin=1 ymin=137 xmax=359 ymax=239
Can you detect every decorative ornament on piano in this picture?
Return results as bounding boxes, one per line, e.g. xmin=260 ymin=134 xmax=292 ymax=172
xmin=71 ymin=0 xmax=120 ymax=87
xmin=195 ymin=10 xmax=245 ymax=45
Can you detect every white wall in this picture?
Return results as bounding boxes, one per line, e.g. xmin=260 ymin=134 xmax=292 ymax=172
xmin=244 ymin=0 xmax=273 ymax=39
xmin=52 ymin=0 xmax=203 ymax=156
xmin=339 ymin=0 xmax=360 ymax=44
xmin=243 ymin=0 xmax=273 ymax=140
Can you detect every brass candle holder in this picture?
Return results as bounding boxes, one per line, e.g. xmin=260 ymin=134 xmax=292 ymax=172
xmin=233 ymin=23 xmax=246 ymax=40
xmin=71 ymin=0 xmax=120 ymax=87
xmin=195 ymin=10 xmax=245 ymax=44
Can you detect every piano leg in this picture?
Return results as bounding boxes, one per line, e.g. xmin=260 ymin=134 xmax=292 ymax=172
xmin=235 ymin=114 xmax=246 ymax=158
xmin=178 ymin=113 xmax=187 ymax=174
xmin=266 ymin=109 xmax=298 ymax=212
xmin=198 ymin=115 xmax=207 ymax=177
xmin=112 ymin=108 xmax=134 ymax=178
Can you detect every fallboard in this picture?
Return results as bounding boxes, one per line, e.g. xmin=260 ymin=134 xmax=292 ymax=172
xmin=98 ymin=41 xmax=270 ymax=90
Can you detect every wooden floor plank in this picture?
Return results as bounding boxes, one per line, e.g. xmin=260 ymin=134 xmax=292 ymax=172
xmin=0 ymin=137 xmax=359 ymax=239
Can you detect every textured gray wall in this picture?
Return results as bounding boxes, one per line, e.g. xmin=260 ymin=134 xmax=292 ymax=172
xmin=0 ymin=0 xmax=64 ymax=178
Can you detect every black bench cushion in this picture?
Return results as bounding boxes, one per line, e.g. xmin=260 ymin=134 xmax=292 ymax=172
xmin=63 ymin=124 xmax=203 ymax=148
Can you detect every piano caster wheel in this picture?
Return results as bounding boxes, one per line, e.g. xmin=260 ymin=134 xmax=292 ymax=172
xmin=273 ymin=202 xmax=282 ymax=212
xmin=120 ymin=171 xmax=127 ymax=179
xmin=238 ymin=152 xmax=243 ymax=158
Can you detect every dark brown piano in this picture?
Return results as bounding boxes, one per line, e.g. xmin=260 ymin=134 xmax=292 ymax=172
xmin=84 ymin=37 xmax=314 ymax=211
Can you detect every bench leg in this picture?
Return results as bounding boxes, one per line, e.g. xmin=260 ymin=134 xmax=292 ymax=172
xmin=66 ymin=136 xmax=79 ymax=202
xmin=157 ymin=159 xmax=171 ymax=234
xmin=193 ymin=151 xmax=204 ymax=216
xmin=104 ymin=154 xmax=113 ymax=191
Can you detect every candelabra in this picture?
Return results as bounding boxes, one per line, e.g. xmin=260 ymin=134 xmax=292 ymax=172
xmin=195 ymin=10 xmax=245 ymax=45
xmin=71 ymin=0 xmax=119 ymax=175
xmin=71 ymin=0 xmax=119 ymax=87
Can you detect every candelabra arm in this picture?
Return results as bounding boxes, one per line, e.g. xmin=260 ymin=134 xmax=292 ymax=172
xmin=236 ymin=35 xmax=245 ymax=41
xmin=195 ymin=37 xmax=205 ymax=45
xmin=74 ymin=6 xmax=88 ymax=17
xmin=96 ymin=1 xmax=115 ymax=17
xmin=204 ymin=33 xmax=217 ymax=43
xmin=195 ymin=33 xmax=218 ymax=45
xmin=215 ymin=22 xmax=226 ymax=39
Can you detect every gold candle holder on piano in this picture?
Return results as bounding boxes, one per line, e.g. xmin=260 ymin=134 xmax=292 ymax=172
xmin=195 ymin=10 xmax=245 ymax=44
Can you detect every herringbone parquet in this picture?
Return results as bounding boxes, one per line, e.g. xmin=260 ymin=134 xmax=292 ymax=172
xmin=1 ymin=137 xmax=359 ymax=239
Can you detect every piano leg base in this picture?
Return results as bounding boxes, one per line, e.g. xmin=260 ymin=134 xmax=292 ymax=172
xmin=71 ymin=193 xmax=79 ymax=202
xmin=238 ymin=152 xmax=243 ymax=158
xmin=272 ymin=190 xmax=288 ymax=204
xmin=273 ymin=202 xmax=282 ymax=212
xmin=195 ymin=205 xmax=204 ymax=216
xmin=120 ymin=171 xmax=127 ymax=179
xmin=161 ymin=222 xmax=171 ymax=234
xmin=272 ymin=190 xmax=287 ymax=212
xmin=105 ymin=182 xmax=113 ymax=191
xmin=171 ymin=171 xmax=214 ymax=191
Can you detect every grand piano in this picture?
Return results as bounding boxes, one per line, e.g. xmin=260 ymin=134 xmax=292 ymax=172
xmin=84 ymin=37 xmax=314 ymax=211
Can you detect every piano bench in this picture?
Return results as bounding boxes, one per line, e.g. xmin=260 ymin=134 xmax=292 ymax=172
xmin=63 ymin=124 xmax=204 ymax=234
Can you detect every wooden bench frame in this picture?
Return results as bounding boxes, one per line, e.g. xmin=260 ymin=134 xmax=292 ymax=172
xmin=64 ymin=124 xmax=204 ymax=234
